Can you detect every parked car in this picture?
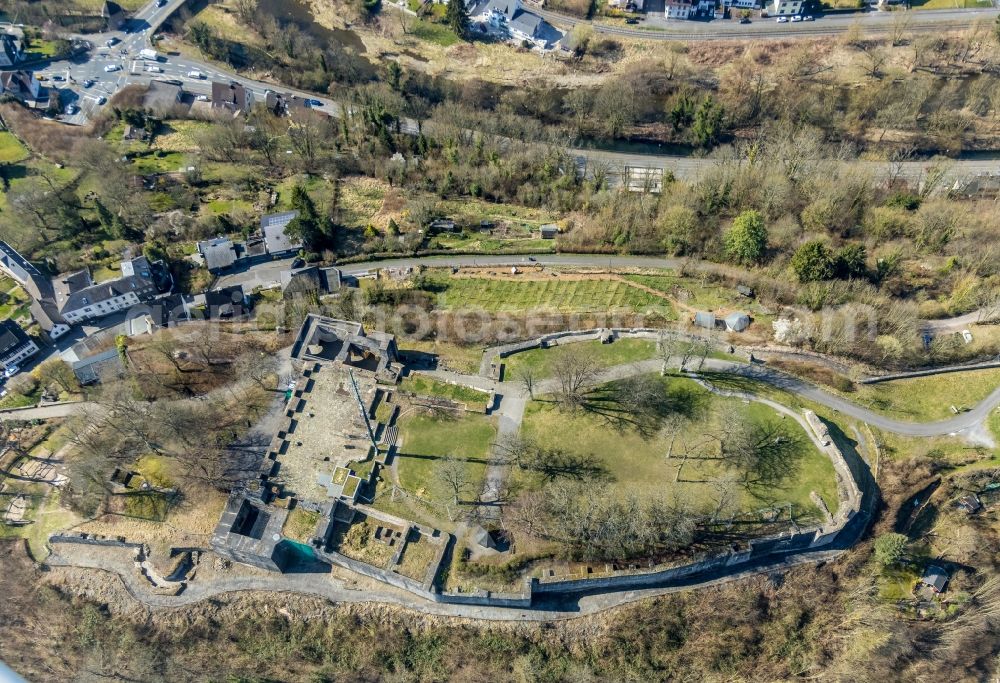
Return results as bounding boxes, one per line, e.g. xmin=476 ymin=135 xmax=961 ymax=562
xmin=83 ymin=79 xmax=94 ymax=88
xmin=146 ymin=65 xmax=163 ymax=73
xmin=51 ymin=74 xmax=64 ymax=81
xmin=3 ymin=365 xmax=18 ymax=379
xmin=803 ymin=14 xmax=814 ymax=20
xmin=104 ymin=64 xmax=120 ymax=72
xmin=106 ymin=37 xmax=119 ymax=47
xmin=195 ymin=94 xmax=209 ymax=101
xmin=157 ymin=0 xmax=167 ymax=5
xmin=308 ymin=99 xmax=323 ymax=106
xmin=776 ymin=16 xmax=789 ymax=22
xmin=187 ymin=70 xmax=204 ymax=79
xmin=65 ymin=104 xmax=78 ymax=114
xmin=791 ymin=14 xmax=803 ymax=21
xmin=739 ymin=16 xmax=751 ymax=23
xmin=96 ymin=95 xmax=107 ymax=105
xmin=625 ymin=17 xmax=639 ymax=24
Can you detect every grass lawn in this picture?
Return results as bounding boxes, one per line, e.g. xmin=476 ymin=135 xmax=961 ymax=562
xmin=519 ymin=376 xmax=838 ymax=520
xmin=330 ymin=517 xmax=397 ymax=567
xmin=283 ymin=507 xmax=321 ymax=543
xmin=395 ymin=411 xmax=496 ymax=502
xmin=411 ymin=19 xmax=459 ymax=46
xmin=130 ymin=150 xmax=186 ymax=174
xmin=848 ymin=369 xmax=1000 ymax=422
xmin=0 ymin=132 xmax=29 ymax=164
xmin=879 ymin=565 xmax=920 ymax=600
xmin=428 ymin=274 xmax=674 ymax=315
xmin=400 ymin=373 xmax=490 ymax=410
xmin=396 ymin=531 xmax=438 ymax=581
xmin=503 ymin=338 xmax=656 ymax=381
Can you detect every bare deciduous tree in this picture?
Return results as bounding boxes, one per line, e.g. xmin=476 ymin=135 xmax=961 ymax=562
xmin=552 ymin=351 xmax=601 ymax=409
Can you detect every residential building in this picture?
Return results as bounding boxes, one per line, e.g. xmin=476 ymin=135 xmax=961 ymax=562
xmin=920 ymin=565 xmax=949 ymax=594
xmin=539 ymin=224 xmax=558 ymax=239
xmin=280 ymin=266 xmax=342 ymax=299
xmin=0 ymin=319 xmax=39 ymax=371
xmin=261 ymin=211 xmax=304 ymax=255
xmin=0 ymin=34 xmax=24 ymax=68
xmin=263 ymin=90 xmax=311 ymax=117
xmin=0 ymin=71 xmax=41 ymax=100
xmin=471 ymin=0 xmax=555 ymax=47
xmin=72 ymin=348 xmax=125 ymax=385
xmin=771 ymin=0 xmax=802 ymax=15
xmin=211 ymin=81 xmax=254 ymax=115
xmin=53 ymin=257 xmax=161 ymax=325
xmin=665 ymin=0 xmax=716 ymax=19
xmin=198 ymin=237 xmax=237 ymax=273
xmin=142 ymin=80 xmax=183 ymax=112
xmin=204 ymin=286 xmax=249 ymax=319
xmin=722 ymin=0 xmax=758 ymax=8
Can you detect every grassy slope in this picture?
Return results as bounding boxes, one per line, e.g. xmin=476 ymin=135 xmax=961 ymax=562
xmin=847 ymin=369 xmax=1000 ymax=422
xmin=395 ymin=411 xmax=496 ymax=500
xmin=519 ymin=376 xmax=838 ymax=519
xmin=504 ymin=338 xmax=657 ymax=380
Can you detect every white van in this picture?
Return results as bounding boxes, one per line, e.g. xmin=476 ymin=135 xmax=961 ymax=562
xmin=146 ymin=65 xmax=163 ymax=73
xmin=187 ymin=70 xmax=204 ymax=79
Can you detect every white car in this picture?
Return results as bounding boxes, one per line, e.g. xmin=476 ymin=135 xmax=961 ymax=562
xmin=146 ymin=65 xmax=163 ymax=73
xmin=187 ymin=70 xmax=204 ymax=79
xmin=776 ymin=16 xmax=789 ymax=22
xmin=65 ymin=104 xmax=78 ymax=114
xmin=97 ymin=95 xmax=107 ymax=105
xmin=791 ymin=14 xmax=803 ymax=21
xmin=3 ymin=365 xmax=18 ymax=379
xmin=803 ymin=14 xmax=814 ymax=20
xmin=196 ymin=94 xmax=209 ymax=101
xmin=104 ymin=64 xmax=120 ymax=72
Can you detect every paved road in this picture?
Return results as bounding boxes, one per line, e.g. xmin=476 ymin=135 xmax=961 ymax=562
xmin=531 ymin=5 xmax=1000 ymax=41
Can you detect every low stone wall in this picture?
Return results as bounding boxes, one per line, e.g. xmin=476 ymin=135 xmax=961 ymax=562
xmin=858 ymin=360 xmax=1000 ymax=384
xmin=50 ymin=533 xmax=144 ymax=550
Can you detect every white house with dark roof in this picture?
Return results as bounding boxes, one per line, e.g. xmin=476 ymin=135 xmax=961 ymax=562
xmin=0 ymin=319 xmax=39 ymax=372
xmin=469 ymin=0 xmax=557 ymax=48
xmin=55 ymin=256 xmax=160 ymax=324
xmin=261 ymin=210 xmax=304 ymax=256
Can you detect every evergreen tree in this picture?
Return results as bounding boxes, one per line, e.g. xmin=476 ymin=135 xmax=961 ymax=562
xmin=692 ymin=96 xmax=724 ymax=148
xmin=445 ymin=0 xmax=470 ymax=39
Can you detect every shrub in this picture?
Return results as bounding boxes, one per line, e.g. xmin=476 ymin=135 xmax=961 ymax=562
xmin=723 ymin=210 xmax=767 ymax=266
xmin=791 ymin=240 xmax=835 ymax=282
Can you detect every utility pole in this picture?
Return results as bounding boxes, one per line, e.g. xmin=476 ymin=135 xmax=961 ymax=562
xmin=349 ymin=370 xmax=378 ymax=454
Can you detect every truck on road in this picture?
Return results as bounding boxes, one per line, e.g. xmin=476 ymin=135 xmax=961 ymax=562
xmin=139 ymin=48 xmax=161 ymax=61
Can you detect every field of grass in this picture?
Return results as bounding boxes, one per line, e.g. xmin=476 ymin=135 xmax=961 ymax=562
xmin=879 ymin=565 xmax=920 ymax=601
xmin=400 ymin=373 xmax=490 ymax=410
xmin=396 ymin=531 xmax=438 ymax=581
xmin=849 ymin=369 xmax=1000 ymax=422
xmin=428 ymin=274 xmax=674 ymax=315
xmin=0 ymin=132 xmax=29 ymax=164
xmin=410 ymin=20 xmax=462 ymax=47
xmin=395 ymin=411 xmax=495 ymax=502
xmin=519 ymin=376 xmax=838 ymax=519
xmin=283 ymin=507 xmax=321 ymax=543
xmin=503 ymin=339 xmax=657 ymax=381
xmin=130 ymin=150 xmax=186 ymax=174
